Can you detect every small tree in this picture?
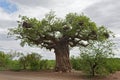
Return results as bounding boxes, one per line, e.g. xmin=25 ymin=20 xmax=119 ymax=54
xmin=27 ymin=52 xmax=42 ymax=70
xmin=19 ymin=55 xmax=28 ymax=70
xmin=0 ymin=51 xmax=7 ymax=68
xmin=19 ymin=52 xmax=42 ymax=70
xmin=71 ymin=56 xmax=82 ymax=70
xmin=0 ymin=51 xmax=13 ymax=70
xmin=80 ymin=40 xmax=114 ymax=76
xmin=9 ymin=11 xmax=111 ymax=72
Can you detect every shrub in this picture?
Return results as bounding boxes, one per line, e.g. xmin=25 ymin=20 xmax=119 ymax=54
xmin=105 ymin=58 xmax=120 ymax=73
xmin=9 ymin=60 xmax=21 ymax=71
xmin=39 ymin=60 xmax=55 ymax=70
xmin=79 ymin=40 xmax=114 ymax=77
xmin=71 ymin=56 xmax=82 ymax=70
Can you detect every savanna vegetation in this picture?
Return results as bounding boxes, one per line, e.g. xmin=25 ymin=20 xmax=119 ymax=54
xmin=71 ymin=39 xmax=119 ymax=77
xmin=0 ymin=51 xmax=55 ymax=71
xmin=0 ymin=11 xmax=118 ymax=79
xmin=9 ymin=11 xmax=111 ymax=72
xmin=0 ymin=50 xmax=120 ymax=77
xmin=71 ymin=57 xmax=120 ymax=76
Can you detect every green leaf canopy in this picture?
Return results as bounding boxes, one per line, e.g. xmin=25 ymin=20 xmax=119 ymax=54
xmin=9 ymin=11 xmax=111 ymax=50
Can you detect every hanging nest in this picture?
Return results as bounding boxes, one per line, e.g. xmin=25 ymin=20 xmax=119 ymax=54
xmin=78 ymin=22 xmax=84 ymax=26
xmin=22 ymin=21 xmax=32 ymax=28
xmin=103 ymin=32 xmax=109 ymax=38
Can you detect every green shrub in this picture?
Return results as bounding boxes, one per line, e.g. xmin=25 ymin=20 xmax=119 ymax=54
xmin=39 ymin=60 xmax=55 ymax=70
xmin=46 ymin=60 xmax=55 ymax=69
xmin=9 ymin=60 xmax=21 ymax=71
xmin=0 ymin=51 xmax=56 ymax=71
xmin=71 ymin=56 xmax=82 ymax=70
xmin=105 ymin=58 xmax=120 ymax=73
xmin=79 ymin=40 xmax=114 ymax=77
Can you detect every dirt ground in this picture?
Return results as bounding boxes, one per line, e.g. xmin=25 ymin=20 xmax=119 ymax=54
xmin=0 ymin=70 xmax=120 ymax=80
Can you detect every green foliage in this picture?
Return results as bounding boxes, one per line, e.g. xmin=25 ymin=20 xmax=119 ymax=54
xmin=71 ymin=56 xmax=82 ymax=70
xmin=9 ymin=60 xmax=21 ymax=71
xmin=79 ymin=40 xmax=114 ymax=76
xmin=0 ymin=51 xmax=12 ymax=70
xmin=39 ymin=60 xmax=49 ymax=70
xmin=0 ymin=51 xmax=56 ymax=71
xmin=0 ymin=51 xmax=7 ymax=68
xmin=71 ymin=57 xmax=120 ymax=76
xmin=39 ymin=60 xmax=55 ymax=70
xmin=8 ymin=11 xmax=112 ymax=72
xmin=9 ymin=11 xmax=111 ymax=50
xmin=105 ymin=58 xmax=120 ymax=73
xmin=1 ymin=50 xmax=120 ymax=75
xmin=19 ymin=52 xmax=55 ymax=71
xmin=19 ymin=55 xmax=28 ymax=70
xmin=19 ymin=52 xmax=42 ymax=71
xmin=27 ymin=53 xmax=42 ymax=70
xmin=47 ymin=60 xmax=55 ymax=69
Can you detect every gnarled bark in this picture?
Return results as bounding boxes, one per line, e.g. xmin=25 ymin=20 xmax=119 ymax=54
xmin=54 ymin=43 xmax=72 ymax=72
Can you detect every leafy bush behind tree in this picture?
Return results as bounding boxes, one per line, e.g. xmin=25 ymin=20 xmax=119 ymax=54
xmin=71 ymin=56 xmax=82 ymax=70
xmin=0 ymin=51 xmax=55 ymax=71
xmin=71 ymin=57 xmax=120 ymax=73
xmin=1 ymin=50 xmax=120 ymax=74
xmin=79 ymin=40 xmax=114 ymax=76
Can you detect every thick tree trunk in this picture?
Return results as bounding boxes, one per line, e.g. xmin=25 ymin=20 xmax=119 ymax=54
xmin=54 ymin=43 xmax=72 ymax=72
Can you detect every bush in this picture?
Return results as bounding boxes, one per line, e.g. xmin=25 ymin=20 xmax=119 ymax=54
xmin=71 ymin=56 xmax=82 ymax=70
xmin=46 ymin=60 xmax=55 ymax=69
xmin=79 ymin=40 xmax=114 ymax=77
xmin=39 ymin=60 xmax=55 ymax=70
xmin=70 ymin=56 xmax=120 ymax=75
xmin=9 ymin=60 xmax=21 ymax=71
xmin=105 ymin=58 xmax=120 ymax=73
xmin=19 ymin=52 xmax=42 ymax=71
xmin=0 ymin=51 xmax=55 ymax=71
xmin=0 ymin=51 xmax=13 ymax=70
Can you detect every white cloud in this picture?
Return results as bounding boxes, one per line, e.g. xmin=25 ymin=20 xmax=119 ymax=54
xmin=0 ymin=28 xmax=8 ymax=34
xmin=17 ymin=6 xmax=49 ymax=19
xmin=10 ymin=0 xmax=99 ymax=8
xmin=8 ymin=0 xmax=100 ymax=18
xmin=115 ymin=34 xmax=120 ymax=38
xmin=0 ymin=8 xmax=12 ymax=21
xmin=9 ymin=0 xmax=56 ymax=7
xmin=84 ymin=0 xmax=120 ymax=34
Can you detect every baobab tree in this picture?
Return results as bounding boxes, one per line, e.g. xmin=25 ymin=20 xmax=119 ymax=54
xmin=9 ymin=11 xmax=111 ymax=72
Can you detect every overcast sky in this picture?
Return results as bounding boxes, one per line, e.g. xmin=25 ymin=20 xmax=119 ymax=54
xmin=0 ymin=0 xmax=120 ymax=59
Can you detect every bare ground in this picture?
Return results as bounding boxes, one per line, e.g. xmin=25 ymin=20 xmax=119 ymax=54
xmin=0 ymin=70 xmax=120 ymax=80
